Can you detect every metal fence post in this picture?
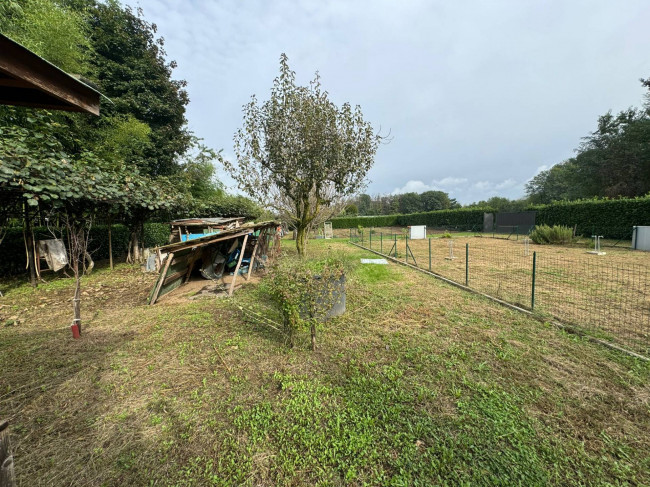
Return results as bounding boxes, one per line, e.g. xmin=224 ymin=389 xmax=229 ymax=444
xmin=369 ymin=230 xmax=372 ymax=249
xmin=465 ymin=243 xmax=469 ymax=286
xmin=349 ymin=228 xmax=352 ymax=242
xmin=394 ymin=234 xmax=397 ymax=257
xmin=405 ymin=235 xmax=408 ymax=263
xmin=380 ymin=232 xmax=383 ymax=253
xmin=531 ymin=251 xmax=537 ymax=310
xmin=428 ymin=238 xmax=431 ymax=271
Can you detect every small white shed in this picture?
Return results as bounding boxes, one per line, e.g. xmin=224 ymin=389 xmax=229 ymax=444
xmin=409 ymin=225 xmax=427 ymax=239
xmin=632 ymin=226 xmax=650 ymax=251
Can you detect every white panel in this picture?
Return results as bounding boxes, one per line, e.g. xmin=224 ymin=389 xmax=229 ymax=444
xmin=409 ymin=225 xmax=427 ymax=239
xmin=633 ymin=226 xmax=650 ymax=251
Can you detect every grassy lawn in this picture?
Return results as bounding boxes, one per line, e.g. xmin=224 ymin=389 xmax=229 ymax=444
xmin=1 ymin=239 xmax=649 ymax=486
xmin=358 ymin=234 xmax=650 ymax=355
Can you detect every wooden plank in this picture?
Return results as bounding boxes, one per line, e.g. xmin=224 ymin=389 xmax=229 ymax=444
xmin=157 ymin=229 xmax=251 ymax=254
xmin=162 ymin=270 xmax=186 ymax=286
xmin=246 ymin=232 xmax=262 ymax=281
xmin=149 ymin=252 xmax=174 ymax=305
xmin=228 ymin=234 xmax=248 ymax=297
xmin=0 ymin=35 xmax=100 ymax=115
xmin=184 ymin=250 xmax=202 ymax=284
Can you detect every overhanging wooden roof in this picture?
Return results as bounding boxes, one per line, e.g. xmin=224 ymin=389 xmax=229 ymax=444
xmin=0 ymin=33 xmax=101 ymax=115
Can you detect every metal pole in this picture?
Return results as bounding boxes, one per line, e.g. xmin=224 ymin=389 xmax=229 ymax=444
xmin=369 ymin=230 xmax=372 ymax=249
xmin=380 ymin=232 xmax=383 ymax=253
xmin=465 ymin=243 xmax=469 ymax=286
xmin=405 ymin=235 xmax=408 ymax=263
xmin=428 ymin=238 xmax=431 ymax=271
xmin=349 ymin=228 xmax=352 ymax=242
xmin=394 ymin=234 xmax=397 ymax=257
xmin=531 ymin=251 xmax=537 ymax=310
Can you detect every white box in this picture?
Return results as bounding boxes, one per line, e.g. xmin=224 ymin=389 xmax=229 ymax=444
xmin=409 ymin=225 xmax=427 ymax=239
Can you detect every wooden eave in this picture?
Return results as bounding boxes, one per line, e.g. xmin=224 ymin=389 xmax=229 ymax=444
xmin=0 ymin=34 xmax=101 ymax=115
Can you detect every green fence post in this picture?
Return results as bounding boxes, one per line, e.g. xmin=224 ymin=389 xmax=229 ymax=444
xmin=531 ymin=251 xmax=537 ymax=310
xmin=465 ymin=243 xmax=469 ymax=286
xmin=428 ymin=238 xmax=431 ymax=271
xmin=380 ymin=232 xmax=383 ymax=253
xmin=369 ymin=230 xmax=372 ymax=249
xmin=405 ymin=235 xmax=408 ymax=263
xmin=394 ymin=234 xmax=397 ymax=257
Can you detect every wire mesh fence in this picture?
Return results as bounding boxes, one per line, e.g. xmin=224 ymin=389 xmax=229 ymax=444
xmin=350 ymin=229 xmax=650 ymax=357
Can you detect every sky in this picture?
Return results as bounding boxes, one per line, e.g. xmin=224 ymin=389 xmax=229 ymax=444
xmin=129 ymin=0 xmax=650 ymax=204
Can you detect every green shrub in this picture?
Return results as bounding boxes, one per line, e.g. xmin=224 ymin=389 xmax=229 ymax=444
xmin=440 ymin=232 xmax=452 ymax=238
xmin=265 ymin=256 xmax=345 ymax=350
xmin=529 ymin=225 xmax=574 ymax=245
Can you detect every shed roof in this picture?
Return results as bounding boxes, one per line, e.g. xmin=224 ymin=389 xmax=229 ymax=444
xmin=0 ymin=33 xmax=102 ymax=115
xmin=170 ymin=217 xmax=246 ymax=226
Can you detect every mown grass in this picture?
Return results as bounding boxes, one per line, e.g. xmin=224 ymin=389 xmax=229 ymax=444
xmin=0 ymin=240 xmax=649 ymax=486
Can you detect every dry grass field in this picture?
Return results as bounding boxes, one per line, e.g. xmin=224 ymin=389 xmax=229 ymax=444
xmin=352 ymin=230 xmax=650 ymax=355
xmin=0 ymin=239 xmax=649 ymax=485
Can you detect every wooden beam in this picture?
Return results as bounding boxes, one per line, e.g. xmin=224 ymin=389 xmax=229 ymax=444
xmin=149 ymin=252 xmax=174 ymax=305
xmin=228 ymin=234 xmax=248 ymax=297
xmin=0 ymin=34 xmax=100 ymax=115
xmin=157 ymin=229 xmax=251 ymax=254
xmin=246 ymin=232 xmax=262 ymax=281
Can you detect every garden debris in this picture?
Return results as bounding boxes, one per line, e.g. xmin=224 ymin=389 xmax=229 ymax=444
xmin=360 ymin=258 xmax=388 ymax=265
xmin=148 ymin=220 xmax=280 ymax=304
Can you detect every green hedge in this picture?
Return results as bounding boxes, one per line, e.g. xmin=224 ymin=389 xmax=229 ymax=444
xmin=529 ymin=197 xmax=650 ymax=239
xmin=0 ymin=223 xmax=170 ymax=276
xmin=330 ymin=214 xmax=399 ymax=229
xmin=331 ymin=207 xmax=491 ymax=230
xmin=397 ymin=208 xmax=490 ymax=230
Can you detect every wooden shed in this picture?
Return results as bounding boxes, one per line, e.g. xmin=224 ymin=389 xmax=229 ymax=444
xmin=148 ymin=220 xmax=280 ymax=304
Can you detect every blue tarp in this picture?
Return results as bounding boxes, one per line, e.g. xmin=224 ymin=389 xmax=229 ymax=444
xmin=181 ymin=231 xmax=219 ymax=242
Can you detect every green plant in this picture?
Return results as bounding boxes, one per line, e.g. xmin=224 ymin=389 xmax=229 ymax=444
xmin=441 ymin=232 xmax=452 ymax=238
xmin=266 ymin=255 xmax=345 ymax=350
xmin=529 ymin=224 xmax=574 ymax=245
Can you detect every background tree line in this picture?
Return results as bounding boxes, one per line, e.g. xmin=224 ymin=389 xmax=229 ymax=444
xmin=346 ymin=190 xmax=461 ymax=216
xmin=525 ymin=77 xmax=650 ymax=204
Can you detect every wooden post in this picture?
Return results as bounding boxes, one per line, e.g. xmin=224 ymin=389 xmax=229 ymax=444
xmin=24 ymin=205 xmax=37 ymax=287
xmin=0 ymin=420 xmax=16 ymax=487
xmin=228 ymin=234 xmax=249 ymax=297
xmin=149 ymin=252 xmax=174 ymax=305
xmin=246 ymin=232 xmax=262 ymax=281
xmin=108 ymin=221 xmax=113 ymax=270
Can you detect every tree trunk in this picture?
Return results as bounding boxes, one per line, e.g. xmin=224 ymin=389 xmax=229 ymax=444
xmin=296 ymin=225 xmax=308 ymax=256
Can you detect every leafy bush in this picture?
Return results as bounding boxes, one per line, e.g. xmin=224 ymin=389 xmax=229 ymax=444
xmin=266 ymin=256 xmax=345 ymax=350
xmin=529 ymin=225 xmax=574 ymax=245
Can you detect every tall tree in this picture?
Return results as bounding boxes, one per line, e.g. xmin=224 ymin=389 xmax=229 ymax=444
xmin=225 ymin=54 xmax=383 ymax=255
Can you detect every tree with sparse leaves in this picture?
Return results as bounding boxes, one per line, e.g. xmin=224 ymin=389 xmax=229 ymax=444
xmin=225 ymin=54 xmax=383 ymax=255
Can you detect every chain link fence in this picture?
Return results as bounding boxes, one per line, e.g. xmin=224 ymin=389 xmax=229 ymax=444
xmin=350 ymin=229 xmax=650 ymax=357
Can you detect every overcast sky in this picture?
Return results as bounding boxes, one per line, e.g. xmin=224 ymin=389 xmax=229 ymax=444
xmin=129 ymin=0 xmax=650 ymax=204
